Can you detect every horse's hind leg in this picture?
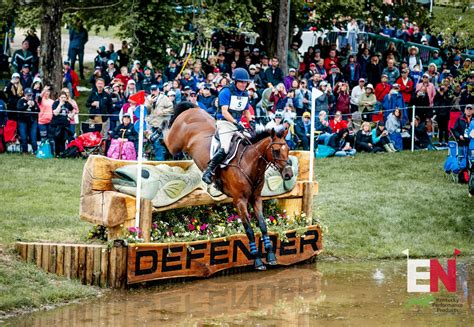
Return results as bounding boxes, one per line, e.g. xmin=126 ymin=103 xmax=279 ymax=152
xmin=235 ymin=197 xmax=266 ymax=271
xmin=252 ymin=196 xmax=277 ymax=266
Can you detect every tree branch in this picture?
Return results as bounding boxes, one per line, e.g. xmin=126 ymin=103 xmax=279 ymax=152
xmin=63 ymin=0 xmax=123 ymax=11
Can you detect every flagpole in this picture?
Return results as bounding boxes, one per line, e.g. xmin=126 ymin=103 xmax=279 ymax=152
xmin=135 ymin=104 xmax=145 ymax=229
xmin=309 ymin=87 xmax=317 ymax=182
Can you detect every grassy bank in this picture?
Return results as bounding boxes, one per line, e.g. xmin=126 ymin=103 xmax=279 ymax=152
xmin=315 ymin=150 xmax=473 ymax=259
xmin=0 ymin=150 xmax=472 ymax=314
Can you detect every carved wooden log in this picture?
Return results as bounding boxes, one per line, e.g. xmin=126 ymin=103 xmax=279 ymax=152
xmin=79 ymin=151 xmax=318 ymax=240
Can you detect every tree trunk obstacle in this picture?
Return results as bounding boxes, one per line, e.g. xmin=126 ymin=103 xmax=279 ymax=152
xmin=16 ymin=151 xmax=322 ymax=287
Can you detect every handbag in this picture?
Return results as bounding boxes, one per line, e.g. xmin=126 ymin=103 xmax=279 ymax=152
xmin=36 ymin=140 xmax=53 ymax=159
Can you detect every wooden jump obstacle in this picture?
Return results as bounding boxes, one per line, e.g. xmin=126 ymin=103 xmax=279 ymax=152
xmin=15 ymin=151 xmax=322 ymax=288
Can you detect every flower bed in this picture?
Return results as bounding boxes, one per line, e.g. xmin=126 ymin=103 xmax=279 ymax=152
xmin=88 ymin=200 xmax=316 ymax=244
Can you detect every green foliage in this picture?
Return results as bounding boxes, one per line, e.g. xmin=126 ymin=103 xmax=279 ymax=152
xmin=431 ymin=6 xmax=474 ymax=48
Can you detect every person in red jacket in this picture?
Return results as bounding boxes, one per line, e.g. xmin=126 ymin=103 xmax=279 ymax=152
xmin=375 ymin=74 xmax=391 ymax=102
xmin=395 ymin=68 xmax=413 ymax=105
xmin=324 ymin=49 xmax=339 ymax=71
xmin=329 ymin=111 xmax=348 ymax=133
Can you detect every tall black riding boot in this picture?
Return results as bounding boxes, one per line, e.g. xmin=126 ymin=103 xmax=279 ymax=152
xmin=202 ymin=148 xmax=227 ymax=184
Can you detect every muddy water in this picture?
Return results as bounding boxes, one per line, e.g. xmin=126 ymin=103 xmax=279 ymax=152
xmin=5 ymin=260 xmax=473 ymax=326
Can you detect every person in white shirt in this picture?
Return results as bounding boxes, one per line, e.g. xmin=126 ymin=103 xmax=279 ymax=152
xmin=350 ymin=78 xmax=366 ymax=113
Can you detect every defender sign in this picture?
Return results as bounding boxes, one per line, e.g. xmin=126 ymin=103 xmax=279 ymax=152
xmin=127 ymin=225 xmax=322 ymax=284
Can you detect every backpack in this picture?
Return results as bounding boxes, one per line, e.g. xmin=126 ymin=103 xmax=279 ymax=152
xmin=36 ymin=140 xmax=53 ymax=159
xmin=315 ymin=144 xmax=336 ymax=159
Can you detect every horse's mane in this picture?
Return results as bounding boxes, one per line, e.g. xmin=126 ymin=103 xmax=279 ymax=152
xmin=250 ymin=124 xmax=286 ymax=144
xmin=168 ymin=101 xmax=197 ymax=127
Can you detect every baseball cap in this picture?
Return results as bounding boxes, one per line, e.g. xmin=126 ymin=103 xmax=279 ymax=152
xmin=107 ymin=60 xmax=114 ymax=65
xmin=392 ymin=83 xmax=400 ymax=89
xmin=22 ymin=64 xmax=30 ymax=69
xmin=253 ymin=48 xmax=260 ymax=52
xmin=465 ymin=104 xmax=473 ymax=110
xmin=184 ymin=86 xmax=191 ymax=91
xmin=382 ymin=73 xmax=388 ymax=78
xmin=366 ymin=83 xmax=374 ymax=90
xmin=150 ymin=85 xmax=158 ymax=91
xmin=359 ymin=78 xmax=365 ymax=82
xmin=302 ymin=112 xmax=311 ymax=118
xmin=167 ymin=90 xmax=176 ymax=96
xmin=12 ymin=72 xmax=20 ymax=78
xmin=249 ymin=64 xmax=257 ymax=70
xmin=289 ymin=68 xmax=296 ymax=73
xmin=203 ymin=83 xmax=211 ymax=89
xmin=320 ymin=81 xmax=328 ymax=86
xmin=127 ymin=79 xmax=136 ymax=85
xmin=134 ymin=60 xmax=141 ymax=65
xmin=63 ymin=60 xmax=71 ymax=65
xmin=275 ymin=111 xmax=283 ymax=118
xmin=309 ymin=63 xmax=316 ymax=67
xmin=24 ymin=88 xmax=33 ymax=95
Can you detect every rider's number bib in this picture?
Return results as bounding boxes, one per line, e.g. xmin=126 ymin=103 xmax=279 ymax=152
xmin=229 ymin=95 xmax=248 ymax=111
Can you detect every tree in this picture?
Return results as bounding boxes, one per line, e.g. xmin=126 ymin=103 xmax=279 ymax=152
xmin=276 ymin=0 xmax=290 ymax=73
xmin=41 ymin=0 xmax=63 ymax=94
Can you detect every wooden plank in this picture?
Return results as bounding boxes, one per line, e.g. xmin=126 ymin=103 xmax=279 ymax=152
xmin=127 ymin=225 xmax=323 ymax=284
xmin=93 ymin=247 xmax=102 ymax=286
xmin=71 ymin=246 xmax=79 ymax=279
xmin=85 ymin=247 xmax=94 ymax=285
xmin=277 ymin=198 xmax=303 ymax=217
xmin=35 ymin=244 xmax=42 ymax=268
xmin=41 ymin=244 xmax=50 ymax=272
xmin=78 ymin=246 xmax=87 ymax=283
xmin=301 ymin=182 xmax=314 ymax=225
xmin=49 ymin=245 xmax=57 ymax=274
xmin=19 ymin=243 xmax=27 ymax=260
xmin=64 ymin=246 xmax=72 ymax=279
xmin=109 ymin=246 xmax=117 ymax=288
xmin=114 ymin=246 xmax=126 ymax=288
xmin=100 ymin=247 xmax=109 ymax=287
xmin=139 ymin=199 xmax=153 ymax=242
xmin=56 ymin=245 xmax=64 ymax=276
xmin=26 ymin=243 xmax=35 ymax=263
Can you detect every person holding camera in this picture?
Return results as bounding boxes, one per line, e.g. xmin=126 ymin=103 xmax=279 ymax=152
xmin=86 ymin=78 xmax=113 ymax=137
xmin=16 ymin=88 xmax=39 ymax=154
xmin=50 ymin=91 xmax=75 ymax=156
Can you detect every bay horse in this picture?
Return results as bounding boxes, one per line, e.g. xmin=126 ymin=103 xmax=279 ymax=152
xmin=164 ymin=102 xmax=293 ymax=270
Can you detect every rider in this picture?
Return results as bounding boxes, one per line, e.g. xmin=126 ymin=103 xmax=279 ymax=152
xmin=202 ymin=68 xmax=253 ymax=184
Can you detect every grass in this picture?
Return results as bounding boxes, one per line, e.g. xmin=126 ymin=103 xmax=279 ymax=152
xmin=0 ymin=148 xmax=473 ymax=314
xmin=314 ymin=151 xmax=473 ymax=259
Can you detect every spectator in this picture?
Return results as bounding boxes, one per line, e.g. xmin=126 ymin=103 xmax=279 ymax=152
xmin=284 ymin=68 xmax=297 ymax=91
xmin=415 ymin=73 xmax=436 ymax=106
xmin=344 ymin=55 xmax=361 ymax=88
xmin=328 ymin=128 xmax=356 ymax=157
xmin=117 ymin=41 xmax=130 ymax=69
xmin=106 ymin=43 xmax=118 ymax=63
xmin=50 ymin=91 xmax=74 ymax=156
xmin=358 ymin=48 xmax=371 ymax=79
xmin=89 ymin=66 xmax=104 ymax=92
xmin=86 ymin=78 xmax=112 ymax=136
xmin=428 ymin=50 xmax=443 ymax=70
xmin=116 ymin=66 xmax=132 ymax=87
xmin=366 ymin=54 xmax=383 ymax=86
xmin=94 ymin=46 xmax=109 ymax=72
xmin=19 ymin=64 xmax=33 ymax=90
xmin=315 ymin=110 xmax=332 ymax=145
xmin=24 ymin=28 xmax=40 ymax=74
xmin=358 ymin=83 xmax=377 ymax=122
xmin=334 ymin=82 xmax=350 ymax=117
xmin=104 ymin=60 xmax=119 ymax=86
xmin=450 ymin=56 xmax=462 ymax=78
xmin=434 ymin=85 xmax=452 ymax=146
xmin=383 ymin=42 xmax=400 ymax=64
xmin=396 ymin=68 xmax=414 ymax=105
xmin=355 ymin=122 xmax=382 ymax=153
xmin=426 ymin=63 xmax=439 ymax=88
xmin=68 ymin=19 xmax=88 ymax=79
xmin=346 ymin=19 xmax=359 ymax=54
xmin=61 ymin=88 xmax=79 ymax=136
xmin=375 ymin=74 xmax=391 ymax=112
xmin=38 ymin=86 xmax=54 ymax=142
xmin=414 ymin=116 xmax=436 ymax=150
xmin=141 ymin=67 xmax=156 ymax=94
xmin=294 ymin=111 xmax=312 ymax=150
xmin=327 ymin=65 xmax=343 ymax=90
xmin=315 ymin=81 xmax=334 ymax=115
xmin=385 ymin=107 xmax=405 ymax=151
xmin=4 ymin=72 xmax=23 ymax=121
xmin=108 ymin=114 xmax=138 ymax=160
xmin=109 ymin=83 xmax=125 ymax=131
xmin=329 ymin=111 xmax=348 ymax=133
xmin=197 ymin=83 xmax=216 ymax=115
xmin=405 ymin=46 xmax=422 ymax=71
xmin=12 ymin=40 xmax=33 ymax=73
xmin=16 ymin=88 xmax=39 ymax=154
xmin=382 ymin=59 xmax=400 ymax=85
xmin=382 ymin=84 xmax=405 ymax=124
xmin=324 ymin=49 xmax=339 ymax=71
xmin=451 ymin=104 xmax=472 ymax=148
xmin=373 ymin=121 xmax=397 ymax=152
xmin=409 ymin=64 xmax=423 ymax=89
xmin=263 ymin=57 xmax=284 ymax=86
xmin=288 ymin=41 xmax=300 ymax=71
xmin=63 ymin=60 xmax=80 ymax=99
xmin=350 ymin=78 xmax=365 ymax=113
xmin=269 ymin=83 xmax=287 ymax=112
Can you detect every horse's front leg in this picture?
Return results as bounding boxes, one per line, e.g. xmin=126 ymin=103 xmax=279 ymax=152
xmin=252 ymin=196 xmax=277 ymax=266
xmin=234 ymin=197 xmax=266 ymax=270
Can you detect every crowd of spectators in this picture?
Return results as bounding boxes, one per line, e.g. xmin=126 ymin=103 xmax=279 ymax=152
xmin=0 ymin=14 xmax=473 ymax=160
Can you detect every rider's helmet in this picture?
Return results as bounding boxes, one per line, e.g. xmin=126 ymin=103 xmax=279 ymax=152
xmin=232 ymin=67 xmax=251 ymax=82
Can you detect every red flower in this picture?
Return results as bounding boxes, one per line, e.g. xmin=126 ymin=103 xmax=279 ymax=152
xmin=188 ymin=224 xmax=196 ymax=231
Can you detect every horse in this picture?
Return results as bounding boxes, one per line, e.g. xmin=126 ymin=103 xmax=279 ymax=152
xmin=164 ymin=102 xmax=294 ymax=270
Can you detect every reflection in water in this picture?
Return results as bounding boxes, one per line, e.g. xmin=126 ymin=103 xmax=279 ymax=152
xmin=5 ymin=260 xmax=474 ymax=326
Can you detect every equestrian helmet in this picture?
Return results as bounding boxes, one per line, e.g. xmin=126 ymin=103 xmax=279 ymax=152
xmin=232 ymin=68 xmax=251 ymax=82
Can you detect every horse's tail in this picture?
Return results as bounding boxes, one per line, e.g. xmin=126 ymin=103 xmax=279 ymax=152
xmin=168 ymin=101 xmax=197 ymax=127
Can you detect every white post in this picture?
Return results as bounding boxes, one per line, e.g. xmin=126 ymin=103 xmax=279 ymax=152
xmin=430 ymin=0 xmax=433 ymax=15
xmin=411 ymin=105 xmax=415 ymax=152
xmin=135 ymin=105 xmax=145 ymax=228
xmin=309 ymin=87 xmax=317 ymax=182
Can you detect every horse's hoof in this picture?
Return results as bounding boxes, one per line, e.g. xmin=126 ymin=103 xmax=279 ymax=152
xmin=254 ymin=258 xmax=266 ymax=271
xmin=266 ymin=251 xmax=278 ymax=266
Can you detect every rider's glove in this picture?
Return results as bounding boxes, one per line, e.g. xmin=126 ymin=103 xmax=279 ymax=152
xmin=234 ymin=122 xmax=245 ymax=132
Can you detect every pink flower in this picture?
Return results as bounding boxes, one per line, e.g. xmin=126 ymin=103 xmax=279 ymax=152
xmin=188 ymin=224 xmax=196 ymax=231
xmin=167 ymin=229 xmax=173 ymax=236
xmin=200 ymin=223 xmax=208 ymax=231
xmin=269 ymin=216 xmax=275 ymax=222
xmin=128 ymin=227 xmax=137 ymax=233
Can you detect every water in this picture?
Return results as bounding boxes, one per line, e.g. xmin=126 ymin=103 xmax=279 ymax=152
xmin=4 ymin=260 xmax=473 ymax=326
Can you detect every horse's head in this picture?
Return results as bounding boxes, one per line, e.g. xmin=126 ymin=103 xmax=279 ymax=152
xmin=266 ymin=125 xmax=293 ymax=181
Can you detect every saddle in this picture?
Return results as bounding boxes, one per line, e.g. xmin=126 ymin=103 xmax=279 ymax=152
xmin=210 ymin=132 xmax=251 ymax=168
